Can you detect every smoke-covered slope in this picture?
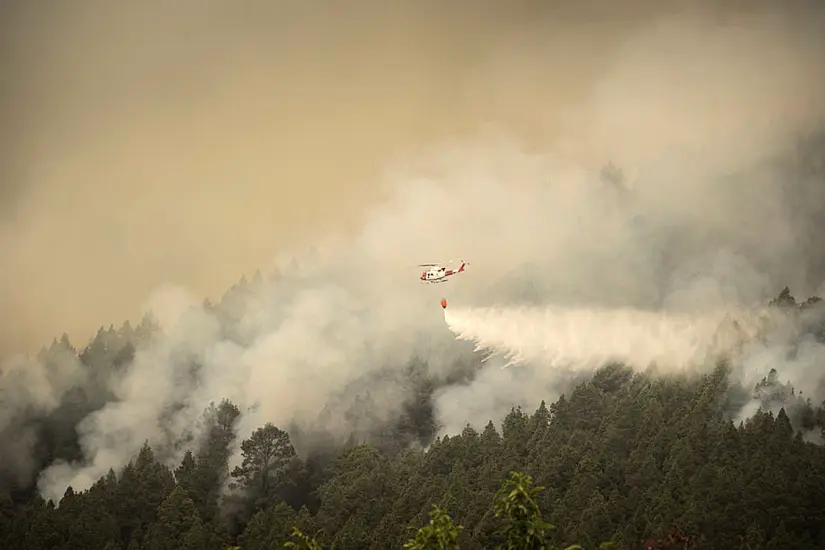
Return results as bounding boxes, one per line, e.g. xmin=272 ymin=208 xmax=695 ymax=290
xmin=1 ymin=2 xmax=825 ymax=509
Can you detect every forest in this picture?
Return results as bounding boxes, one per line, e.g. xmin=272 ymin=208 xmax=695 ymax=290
xmin=1 ymin=281 xmax=825 ymax=550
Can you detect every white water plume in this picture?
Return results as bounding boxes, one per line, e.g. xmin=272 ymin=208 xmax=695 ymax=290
xmin=444 ymin=305 xmax=776 ymax=372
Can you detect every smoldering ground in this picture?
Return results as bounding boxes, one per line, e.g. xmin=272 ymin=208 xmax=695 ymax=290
xmin=1 ymin=1 xmax=824 ymax=502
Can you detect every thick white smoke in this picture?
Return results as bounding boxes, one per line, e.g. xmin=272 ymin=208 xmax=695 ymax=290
xmin=0 ymin=346 xmax=87 ymax=487
xmin=31 ymin=133 xmax=825 ymax=501
xmin=33 ymin=257 xmax=470 ymax=502
xmin=0 ymin=4 xmax=821 ymax=502
xmin=29 ymin=124 xmax=825 ymax=501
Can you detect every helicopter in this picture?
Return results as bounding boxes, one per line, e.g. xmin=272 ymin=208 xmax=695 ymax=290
xmin=418 ymin=261 xmax=469 ymax=283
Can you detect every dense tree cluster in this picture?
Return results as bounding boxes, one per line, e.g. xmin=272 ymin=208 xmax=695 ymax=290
xmin=2 ymin=277 xmax=825 ymax=549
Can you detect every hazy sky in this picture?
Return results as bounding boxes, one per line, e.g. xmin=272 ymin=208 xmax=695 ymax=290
xmin=1 ymin=0 xmax=823 ymax=355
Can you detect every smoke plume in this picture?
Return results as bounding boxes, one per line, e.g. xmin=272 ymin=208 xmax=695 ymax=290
xmin=0 ymin=1 xmax=823 ymax=502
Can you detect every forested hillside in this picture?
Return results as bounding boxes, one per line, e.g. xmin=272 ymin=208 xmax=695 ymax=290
xmin=4 ymin=0 xmax=825 ymax=547
xmin=1 ymin=280 xmax=825 ymax=549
